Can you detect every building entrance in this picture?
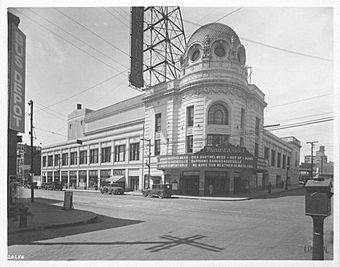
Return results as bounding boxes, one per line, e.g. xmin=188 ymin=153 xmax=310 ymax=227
xmin=182 ymin=176 xmax=199 ymax=196
xmin=129 ymin=176 xmax=139 ymax=191
xmin=234 ymin=176 xmax=242 ymax=194
xmin=205 ymin=171 xmax=230 ymax=196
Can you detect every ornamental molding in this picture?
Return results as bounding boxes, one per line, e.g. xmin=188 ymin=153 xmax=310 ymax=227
xmin=182 ymin=86 xmax=248 ymax=101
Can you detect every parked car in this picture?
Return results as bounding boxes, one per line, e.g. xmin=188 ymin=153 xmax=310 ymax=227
xmin=52 ymin=181 xmax=63 ymax=191
xmin=100 ymin=182 xmax=124 ymax=195
xmin=42 ymin=182 xmax=53 ymax=190
xmin=143 ymin=184 xmax=172 ymax=198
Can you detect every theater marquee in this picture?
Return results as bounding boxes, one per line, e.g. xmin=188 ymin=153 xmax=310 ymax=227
xmin=158 ymin=144 xmax=264 ymax=170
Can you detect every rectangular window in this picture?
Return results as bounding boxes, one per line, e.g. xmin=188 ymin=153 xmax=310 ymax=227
xmin=207 ymin=134 xmax=229 ymax=146
xmin=187 ymin=106 xmax=194 ymax=127
xmin=154 ymin=139 xmax=161 ymax=156
xmin=62 ymin=153 xmax=68 ymax=166
xmin=255 ymin=143 xmax=259 ymax=157
xmin=271 ymin=150 xmax=276 ymax=167
xmin=186 ymin=135 xmax=193 ymax=153
xmin=70 ymin=152 xmax=77 ymax=165
xmin=255 ymin=117 xmax=260 ymax=136
xmin=79 ymin=150 xmax=87 ymax=165
xmin=155 ymin=113 xmax=161 ymax=132
xmin=264 ymin=147 xmax=270 ymax=160
xmin=129 ymin=143 xmax=140 ymax=161
xmin=101 ymin=147 xmax=111 ymax=163
xmin=283 ymin=155 xmax=286 ymax=169
xmin=48 ymin=155 xmax=53 ymax=166
xmin=54 ymin=154 xmax=60 ymax=166
xmin=42 ymin=156 xmax=46 ymax=167
xmin=277 ymin=152 xmax=281 ymax=168
xmin=240 ymin=137 xmax=244 ymax=147
xmin=287 ymin=156 xmax=291 ymax=167
xmin=241 ymin=108 xmax=245 ymax=129
xmin=114 ymin=145 xmax=126 ymax=162
xmin=90 ymin=149 xmax=99 ymax=164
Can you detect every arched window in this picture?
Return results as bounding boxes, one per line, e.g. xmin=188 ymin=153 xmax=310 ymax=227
xmin=208 ymin=104 xmax=229 ymax=125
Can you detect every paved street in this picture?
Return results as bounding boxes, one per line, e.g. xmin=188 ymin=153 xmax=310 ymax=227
xmin=8 ymin=188 xmax=333 ymax=261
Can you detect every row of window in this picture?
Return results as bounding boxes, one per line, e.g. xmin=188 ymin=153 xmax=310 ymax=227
xmin=156 ymin=105 xmax=254 ymax=130
xmin=155 ymin=104 xmax=261 ymax=136
xmin=42 ymin=143 xmax=140 ymax=167
xmin=264 ymin=147 xmax=291 ymax=169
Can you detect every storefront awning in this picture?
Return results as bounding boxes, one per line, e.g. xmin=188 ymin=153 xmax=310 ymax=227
xmin=105 ymin=176 xmax=125 ymax=183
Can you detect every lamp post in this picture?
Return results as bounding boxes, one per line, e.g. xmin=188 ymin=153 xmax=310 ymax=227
xmin=141 ymin=138 xmax=151 ymax=189
xmin=286 ymin=166 xmax=289 ymax=190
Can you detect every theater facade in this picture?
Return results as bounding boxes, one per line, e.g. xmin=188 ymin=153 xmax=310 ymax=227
xmin=41 ymin=22 xmax=301 ymax=196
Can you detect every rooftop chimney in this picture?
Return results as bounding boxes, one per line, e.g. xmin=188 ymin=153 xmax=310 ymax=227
xmin=77 ymin=104 xmax=82 ymax=110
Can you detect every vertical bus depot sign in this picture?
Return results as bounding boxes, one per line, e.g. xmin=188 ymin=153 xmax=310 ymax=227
xmin=9 ymin=25 xmax=26 ymax=133
xmin=129 ymin=7 xmax=144 ymax=88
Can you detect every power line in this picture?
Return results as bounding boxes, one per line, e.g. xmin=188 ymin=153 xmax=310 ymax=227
xmin=215 ymin=7 xmax=243 ymax=22
xmin=104 ymin=7 xmax=129 ymax=27
xmin=266 ymin=111 xmax=333 ymax=124
xmin=13 ymin=9 xmax=124 ymax=72
xmin=34 ymin=69 xmax=128 ymax=114
xmin=183 ymin=17 xmax=332 ymax=62
xmin=266 ymin=93 xmax=333 ymax=109
xmin=268 ymin=117 xmax=333 ymax=131
xmin=240 ymin=37 xmax=332 ymax=62
xmin=54 ymin=8 xmax=129 ymax=57
xmin=28 ymin=8 xmax=128 ymax=70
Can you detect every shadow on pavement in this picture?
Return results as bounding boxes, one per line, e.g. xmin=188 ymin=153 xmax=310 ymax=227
xmin=9 ymin=232 xmax=224 ymax=254
xmin=34 ymin=197 xmax=64 ymax=205
xmin=253 ymin=188 xmax=305 ymax=199
xmin=8 ymin=214 xmax=144 ymax=246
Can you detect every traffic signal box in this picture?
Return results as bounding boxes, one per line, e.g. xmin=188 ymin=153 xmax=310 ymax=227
xmin=305 ymin=179 xmax=333 ymax=217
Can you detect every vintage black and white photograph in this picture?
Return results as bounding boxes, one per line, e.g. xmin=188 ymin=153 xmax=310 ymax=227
xmin=2 ymin=0 xmax=339 ymax=265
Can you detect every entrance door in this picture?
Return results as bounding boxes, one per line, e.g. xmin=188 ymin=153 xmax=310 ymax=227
xmin=182 ymin=176 xmax=199 ymax=196
xmin=234 ymin=176 xmax=242 ymax=194
xmin=129 ymin=176 xmax=139 ymax=191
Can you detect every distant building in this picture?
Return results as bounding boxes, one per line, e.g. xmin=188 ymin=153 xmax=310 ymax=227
xmin=16 ymin=144 xmax=41 ymax=184
xmin=303 ymin=145 xmax=333 ymax=178
xmin=41 ymin=22 xmax=301 ymax=195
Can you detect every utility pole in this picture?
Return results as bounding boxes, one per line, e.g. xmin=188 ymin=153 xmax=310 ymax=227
xmin=306 ymin=141 xmax=318 ymax=179
xmin=28 ymin=100 xmax=34 ymax=202
xmin=141 ymin=138 xmax=151 ymax=189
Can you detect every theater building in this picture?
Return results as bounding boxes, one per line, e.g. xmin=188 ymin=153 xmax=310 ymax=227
xmin=41 ymin=22 xmax=301 ymax=195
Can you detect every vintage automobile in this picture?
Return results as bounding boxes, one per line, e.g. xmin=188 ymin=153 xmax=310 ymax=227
xmin=143 ymin=184 xmax=172 ymax=198
xmin=52 ymin=181 xmax=63 ymax=191
xmin=100 ymin=182 xmax=124 ymax=195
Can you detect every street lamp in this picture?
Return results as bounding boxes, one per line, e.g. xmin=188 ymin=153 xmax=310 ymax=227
xmin=286 ymin=166 xmax=289 ymax=190
xmin=141 ymin=138 xmax=151 ymax=189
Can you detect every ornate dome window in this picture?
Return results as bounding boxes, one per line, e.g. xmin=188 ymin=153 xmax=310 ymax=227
xmin=212 ymin=40 xmax=229 ymax=59
xmin=237 ymin=46 xmax=246 ymax=66
xmin=214 ymin=46 xmax=226 ymax=57
xmin=208 ymin=103 xmax=229 ymax=125
xmin=188 ymin=44 xmax=202 ymax=62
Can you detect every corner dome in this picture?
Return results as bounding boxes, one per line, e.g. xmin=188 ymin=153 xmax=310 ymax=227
xmin=186 ymin=23 xmax=241 ymax=48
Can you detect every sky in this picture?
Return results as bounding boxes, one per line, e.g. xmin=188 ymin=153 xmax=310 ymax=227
xmin=2 ymin=1 xmax=338 ymax=163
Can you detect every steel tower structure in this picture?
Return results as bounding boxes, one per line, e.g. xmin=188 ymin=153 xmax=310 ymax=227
xmin=129 ymin=7 xmax=186 ymax=89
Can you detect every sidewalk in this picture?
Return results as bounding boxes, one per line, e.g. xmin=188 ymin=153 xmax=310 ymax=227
xmin=66 ymin=184 xmax=304 ymax=201
xmin=8 ymin=196 xmax=97 ymax=234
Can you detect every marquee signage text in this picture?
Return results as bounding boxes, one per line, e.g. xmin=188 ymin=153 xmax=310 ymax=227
xmin=158 ymin=144 xmax=259 ymax=170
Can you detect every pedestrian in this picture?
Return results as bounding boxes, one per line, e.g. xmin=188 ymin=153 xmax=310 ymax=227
xmin=268 ymin=182 xmax=272 ymax=194
xmin=209 ymin=184 xmax=214 ymax=196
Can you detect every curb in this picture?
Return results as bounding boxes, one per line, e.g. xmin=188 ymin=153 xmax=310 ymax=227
xmin=248 ymin=186 xmax=304 ymax=200
xmin=8 ymin=213 xmax=98 ymax=235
